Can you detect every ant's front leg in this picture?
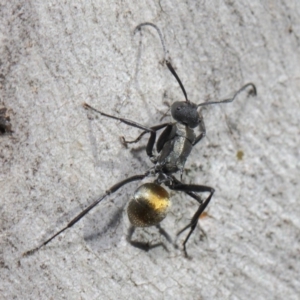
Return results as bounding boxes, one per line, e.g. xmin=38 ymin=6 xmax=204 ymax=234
xmin=122 ymin=123 xmax=171 ymax=160
xmin=121 ymin=130 xmax=148 ymax=145
xmin=121 ymin=123 xmax=170 ymax=145
xmin=193 ymin=116 xmax=206 ymax=146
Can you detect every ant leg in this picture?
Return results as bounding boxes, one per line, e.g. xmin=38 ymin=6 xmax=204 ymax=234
xmin=23 ymin=172 xmax=149 ymax=257
xmin=127 ymin=225 xmax=169 ymax=252
xmin=122 ymin=123 xmax=170 ymax=147
xmin=127 ymin=226 xmax=152 ymax=251
xmin=146 ymin=123 xmax=172 ymax=158
xmin=83 ymin=103 xmax=154 ymax=133
xmin=84 ymin=103 xmax=171 ymax=159
xmin=193 ymin=117 xmax=206 ymax=146
xmin=122 ymin=122 xmax=171 ymax=159
xmin=121 ymin=130 xmax=148 ymax=145
xmin=171 ymin=176 xmax=203 ymax=204
xmin=169 ymin=181 xmax=214 ymax=256
xmin=156 ymin=223 xmax=172 ymax=244
xmin=156 ymin=124 xmax=173 ymax=153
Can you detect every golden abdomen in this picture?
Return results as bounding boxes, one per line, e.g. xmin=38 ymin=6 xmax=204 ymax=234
xmin=127 ymin=183 xmax=170 ymax=227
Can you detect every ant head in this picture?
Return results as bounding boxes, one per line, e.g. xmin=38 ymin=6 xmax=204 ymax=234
xmin=171 ymin=101 xmax=200 ymax=128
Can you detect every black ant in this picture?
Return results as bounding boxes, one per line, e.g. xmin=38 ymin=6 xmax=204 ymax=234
xmin=23 ymin=23 xmax=256 ymax=257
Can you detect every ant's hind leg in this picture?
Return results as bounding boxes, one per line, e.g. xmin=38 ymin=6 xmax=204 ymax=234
xmin=23 ymin=173 xmax=149 ymax=257
xmin=169 ymin=181 xmax=214 ymax=256
xmin=127 ymin=226 xmax=169 ymax=252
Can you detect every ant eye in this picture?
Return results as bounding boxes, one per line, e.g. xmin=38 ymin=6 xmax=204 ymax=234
xmin=177 ymin=107 xmax=181 ymax=111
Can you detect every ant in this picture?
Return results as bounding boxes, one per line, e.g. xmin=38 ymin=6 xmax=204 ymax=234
xmin=23 ymin=23 xmax=256 ymax=257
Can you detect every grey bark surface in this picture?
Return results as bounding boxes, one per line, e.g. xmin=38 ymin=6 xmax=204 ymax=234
xmin=1 ymin=1 xmax=299 ymax=299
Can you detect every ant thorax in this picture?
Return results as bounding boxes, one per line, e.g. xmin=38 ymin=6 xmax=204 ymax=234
xmin=156 ymin=123 xmax=196 ymax=174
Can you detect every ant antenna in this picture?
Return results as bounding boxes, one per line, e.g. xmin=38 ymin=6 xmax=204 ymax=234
xmin=134 ymin=23 xmax=189 ymax=103
xmin=198 ymin=83 xmax=256 ymax=107
xmin=134 ymin=23 xmax=168 ymax=60
xmin=165 ymin=60 xmax=189 ymax=103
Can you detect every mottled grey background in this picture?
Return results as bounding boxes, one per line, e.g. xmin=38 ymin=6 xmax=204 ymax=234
xmin=1 ymin=1 xmax=299 ymax=299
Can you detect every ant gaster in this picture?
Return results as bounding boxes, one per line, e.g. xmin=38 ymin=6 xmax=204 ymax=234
xmin=24 ymin=23 xmax=256 ymax=257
